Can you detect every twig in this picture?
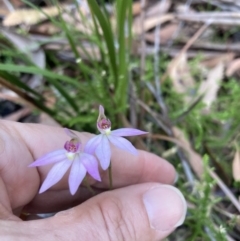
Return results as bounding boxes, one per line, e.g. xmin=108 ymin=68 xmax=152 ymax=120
xmin=137 ymin=99 xmax=171 ymax=135
xmin=153 ymin=0 xmax=168 ymax=117
xmin=214 ymin=206 xmax=240 ymax=221
xmin=166 ymin=0 xmax=194 ymax=48
xmin=173 ymin=95 xmax=203 ymax=124
xmin=208 ymin=169 xmax=240 ymax=213
xmin=137 ymin=100 xmax=195 ymax=183
xmin=176 ymin=12 xmax=240 ymax=25
xmin=162 ymin=22 xmax=211 ymax=82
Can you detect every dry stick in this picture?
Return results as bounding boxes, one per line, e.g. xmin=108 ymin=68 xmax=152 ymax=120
xmin=0 ymin=77 xmax=63 ymax=126
xmin=214 ymin=206 xmax=240 ymax=221
xmin=161 ymin=23 xmax=210 ymax=83
xmin=208 ymin=169 xmax=240 ymax=213
xmin=149 ymin=134 xmax=240 ymax=214
xmin=166 ymin=0 xmax=194 ymax=48
xmin=137 ymin=99 xmax=171 ymax=135
xmin=0 ymin=77 xmax=39 ymax=109
xmin=137 ymin=99 xmax=194 ymax=183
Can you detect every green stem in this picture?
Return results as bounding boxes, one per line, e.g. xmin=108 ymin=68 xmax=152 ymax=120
xmin=84 ymin=178 xmax=95 ymax=195
xmin=108 ymin=162 xmax=113 ymax=190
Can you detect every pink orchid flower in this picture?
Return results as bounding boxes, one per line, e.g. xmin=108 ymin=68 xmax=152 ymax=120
xmin=85 ymin=105 xmax=148 ymax=170
xmin=29 ymin=129 xmax=101 ymax=195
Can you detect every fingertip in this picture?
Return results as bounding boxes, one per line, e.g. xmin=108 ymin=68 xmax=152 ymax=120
xmin=143 ymin=185 xmax=187 ymax=231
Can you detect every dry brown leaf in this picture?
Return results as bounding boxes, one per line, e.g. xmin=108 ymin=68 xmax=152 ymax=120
xmin=232 ymin=151 xmax=240 ymax=181
xmin=3 ymin=6 xmax=61 ymax=26
xmin=132 ymin=2 xmax=141 ymax=16
xmin=133 ymin=14 xmax=174 ymax=35
xmin=226 ymin=58 xmax=240 ymax=77
xmin=201 ymin=53 xmax=235 ymax=69
xmin=168 ymin=53 xmax=195 ymax=103
xmin=145 ymin=0 xmax=171 ymax=18
xmin=172 ymin=127 xmax=204 ymax=178
xmin=198 ymin=62 xmax=224 ymax=108
xmin=145 ymin=23 xmax=178 ymax=44
xmin=0 ymin=3 xmax=10 ymax=16
xmin=62 ymin=11 xmax=94 ymax=35
xmin=31 ymin=22 xmax=60 ymax=35
xmin=176 ymin=12 xmax=240 ymax=25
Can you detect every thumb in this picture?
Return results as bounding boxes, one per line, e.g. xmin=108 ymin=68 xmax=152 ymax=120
xmin=31 ymin=183 xmax=187 ymax=241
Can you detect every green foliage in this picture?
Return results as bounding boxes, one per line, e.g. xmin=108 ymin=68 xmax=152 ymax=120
xmin=0 ymin=0 xmax=133 ymax=130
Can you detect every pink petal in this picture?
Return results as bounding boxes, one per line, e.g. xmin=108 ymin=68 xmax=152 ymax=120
xmin=68 ymin=159 xmax=86 ymax=195
xmin=81 ymin=153 xmax=101 ymax=181
xmin=64 ymin=128 xmax=78 ymax=138
xmin=84 ymin=135 xmax=101 ymax=154
xmin=111 ymin=128 xmax=148 ymax=137
xmin=39 ymin=160 xmax=72 ymax=193
xmin=95 ymin=135 xmax=111 ymax=170
xmin=29 ymin=149 xmax=66 ymax=167
xmin=108 ymin=135 xmax=138 ymax=155
xmin=99 ymin=105 xmax=104 ymax=115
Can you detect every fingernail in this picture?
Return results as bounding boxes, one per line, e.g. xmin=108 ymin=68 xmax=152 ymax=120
xmin=143 ymin=185 xmax=187 ymax=231
xmin=174 ymin=172 xmax=179 ymax=184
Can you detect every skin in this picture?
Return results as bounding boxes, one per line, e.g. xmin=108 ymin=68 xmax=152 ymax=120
xmin=0 ymin=120 xmax=185 ymax=241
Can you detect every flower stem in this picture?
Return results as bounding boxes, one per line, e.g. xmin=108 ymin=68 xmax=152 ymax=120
xmin=84 ymin=178 xmax=95 ymax=195
xmin=108 ymin=162 xmax=113 ymax=190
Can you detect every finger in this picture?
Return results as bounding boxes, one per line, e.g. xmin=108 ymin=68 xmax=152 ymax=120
xmin=23 ymin=184 xmax=187 ymax=241
xmin=0 ymin=121 xmax=176 ymax=211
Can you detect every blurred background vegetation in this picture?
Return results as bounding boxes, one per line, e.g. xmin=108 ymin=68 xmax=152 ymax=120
xmin=1 ymin=0 xmax=240 ymax=240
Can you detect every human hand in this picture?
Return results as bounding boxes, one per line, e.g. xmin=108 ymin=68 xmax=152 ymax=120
xmin=0 ymin=121 xmax=186 ymax=241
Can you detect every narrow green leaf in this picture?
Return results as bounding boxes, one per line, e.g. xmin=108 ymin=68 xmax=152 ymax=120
xmin=87 ymin=0 xmax=118 ymax=83
xmin=0 ymin=64 xmax=79 ymax=112
xmin=0 ymin=70 xmax=42 ymax=98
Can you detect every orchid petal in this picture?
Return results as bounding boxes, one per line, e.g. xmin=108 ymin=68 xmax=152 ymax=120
xmin=99 ymin=105 xmax=105 ymax=116
xmin=95 ymin=135 xmax=111 ymax=170
xmin=111 ymin=128 xmax=148 ymax=137
xmin=84 ymin=135 xmax=101 ymax=154
xmin=39 ymin=160 xmax=72 ymax=193
xmin=64 ymin=128 xmax=78 ymax=138
xmin=81 ymin=153 xmax=101 ymax=181
xmin=68 ymin=159 xmax=86 ymax=195
xmin=108 ymin=135 xmax=138 ymax=155
xmin=29 ymin=149 xmax=66 ymax=167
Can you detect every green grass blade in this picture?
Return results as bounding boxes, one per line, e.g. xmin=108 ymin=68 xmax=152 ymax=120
xmin=115 ymin=0 xmax=132 ymax=109
xmin=0 ymin=64 xmax=79 ymax=112
xmin=0 ymin=64 xmax=79 ymax=87
xmin=87 ymin=0 xmax=118 ymax=83
xmin=0 ymin=70 xmax=42 ymax=98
